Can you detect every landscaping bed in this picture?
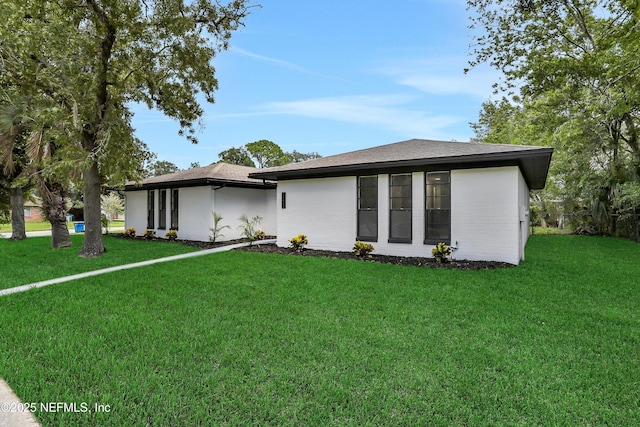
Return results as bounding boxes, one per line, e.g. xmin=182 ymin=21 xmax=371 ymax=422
xmin=236 ymin=242 xmax=514 ymax=269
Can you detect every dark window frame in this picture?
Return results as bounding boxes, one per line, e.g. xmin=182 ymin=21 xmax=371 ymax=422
xmin=357 ymin=175 xmax=378 ymax=242
xmin=424 ymin=171 xmax=451 ymax=245
xmin=170 ymin=189 xmax=179 ymax=230
xmin=147 ymin=190 xmax=155 ymax=229
xmin=158 ymin=189 xmax=167 ymax=230
xmin=281 ymin=192 xmax=286 ymax=209
xmin=388 ymin=173 xmax=412 ymax=244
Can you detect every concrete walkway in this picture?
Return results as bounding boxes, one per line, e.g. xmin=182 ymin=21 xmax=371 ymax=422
xmin=0 ymin=238 xmax=276 ymax=426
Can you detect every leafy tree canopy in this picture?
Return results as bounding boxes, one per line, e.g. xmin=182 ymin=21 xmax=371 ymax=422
xmin=0 ymin=0 xmax=254 ymax=256
xmin=219 ymin=140 xmax=322 ymax=168
xmin=467 ymin=0 xmax=640 ymax=238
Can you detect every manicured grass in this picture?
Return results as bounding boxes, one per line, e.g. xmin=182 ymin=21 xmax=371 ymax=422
xmin=0 ymin=235 xmax=198 ymax=290
xmin=0 ymin=235 xmax=638 ymax=425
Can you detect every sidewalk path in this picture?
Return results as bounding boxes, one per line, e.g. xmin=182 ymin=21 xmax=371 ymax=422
xmin=0 ymin=239 xmax=276 ymax=426
xmin=0 ymin=378 xmax=40 ymax=427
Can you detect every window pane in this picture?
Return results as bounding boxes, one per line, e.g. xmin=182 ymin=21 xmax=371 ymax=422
xmin=391 ymin=197 xmax=411 ymax=209
xmin=426 ymin=210 xmax=450 ymax=241
xmin=359 ymin=176 xmax=377 ymax=188
xmin=358 ymin=210 xmax=377 ymax=238
xmin=427 ymin=195 xmax=450 ymax=210
xmin=390 ymin=210 xmax=412 ymax=240
xmin=427 ymin=172 xmax=450 ymax=185
xmin=391 ymin=174 xmax=411 ymax=186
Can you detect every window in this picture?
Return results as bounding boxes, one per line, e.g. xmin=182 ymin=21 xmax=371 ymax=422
xmin=389 ymin=173 xmax=412 ymax=243
xmin=281 ymin=192 xmax=286 ymax=209
xmin=147 ymin=190 xmax=155 ymax=229
xmin=425 ymin=171 xmax=451 ymax=244
xmin=24 ymin=208 xmax=32 ymax=217
xmin=170 ymin=189 xmax=179 ymax=230
xmin=158 ymin=190 xmax=167 ymax=229
xmin=357 ymin=175 xmax=378 ymax=241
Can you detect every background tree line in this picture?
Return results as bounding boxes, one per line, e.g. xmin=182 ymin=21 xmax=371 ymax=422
xmin=467 ymin=0 xmax=640 ymax=240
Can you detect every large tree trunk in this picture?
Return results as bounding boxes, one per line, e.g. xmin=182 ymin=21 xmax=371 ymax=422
xmin=43 ymin=182 xmax=72 ymax=249
xmin=79 ymin=160 xmax=105 ymax=258
xmin=9 ymin=187 xmax=26 ymax=241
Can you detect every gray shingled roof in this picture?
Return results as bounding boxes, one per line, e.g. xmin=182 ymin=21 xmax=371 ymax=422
xmin=250 ymin=139 xmax=553 ymax=190
xmin=124 ymin=162 xmax=275 ymax=190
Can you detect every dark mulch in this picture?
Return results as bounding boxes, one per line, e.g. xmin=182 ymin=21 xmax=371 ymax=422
xmin=107 ymin=233 xmax=513 ymax=270
xmin=236 ymin=243 xmax=515 ymax=270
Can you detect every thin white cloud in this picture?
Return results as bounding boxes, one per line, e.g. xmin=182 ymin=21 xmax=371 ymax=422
xmin=377 ymin=56 xmax=499 ymax=99
xmin=263 ymin=94 xmax=464 ymax=138
xmin=229 ymin=47 xmax=350 ymax=82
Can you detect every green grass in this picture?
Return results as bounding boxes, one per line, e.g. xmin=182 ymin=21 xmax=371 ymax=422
xmin=0 ymin=235 xmax=639 ymax=426
xmin=0 ymin=235 xmax=198 ymax=290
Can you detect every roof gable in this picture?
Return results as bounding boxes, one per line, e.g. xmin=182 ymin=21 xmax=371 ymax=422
xmin=249 ymin=139 xmax=553 ymax=190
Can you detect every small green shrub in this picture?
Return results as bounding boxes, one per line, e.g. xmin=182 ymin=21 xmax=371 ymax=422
xmin=209 ymin=211 xmax=230 ymax=243
xmin=238 ymin=214 xmax=263 ymax=244
xmin=353 ymin=241 xmax=374 ymax=257
xmin=165 ymin=229 xmax=178 ymax=241
xmin=431 ymin=242 xmax=452 ymax=263
xmin=124 ymin=227 xmax=136 ymax=238
xmin=144 ymin=229 xmax=156 ymax=240
xmin=101 ymin=214 xmax=110 ymax=234
xmin=289 ymin=234 xmax=308 ymax=252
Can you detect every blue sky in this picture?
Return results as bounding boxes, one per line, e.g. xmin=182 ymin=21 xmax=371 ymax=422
xmin=131 ymin=0 xmax=499 ymax=169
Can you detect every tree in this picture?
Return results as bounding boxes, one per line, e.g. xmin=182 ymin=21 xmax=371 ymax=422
xmin=146 ymin=160 xmax=181 ymax=177
xmin=0 ymin=93 xmax=75 ymax=248
xmin=1 ymin=0 xmax=254 ymax=257
xmin=467 ymin=0 xmax=640 ymax=237
xmin=218 ymin=146 xmax=255 ymax=167
xmin=100 ymin=192 xmax=124 ymax=221
xmin=218 ymin=140 xmax=322 ymax=168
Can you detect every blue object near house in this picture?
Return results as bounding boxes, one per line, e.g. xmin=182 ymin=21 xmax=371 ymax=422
xmin=73 ymin=222 xmax=85 ymax=233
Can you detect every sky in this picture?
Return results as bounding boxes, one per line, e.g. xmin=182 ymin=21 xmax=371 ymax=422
xmin=130 ymin=0 xmax=500 ymax=169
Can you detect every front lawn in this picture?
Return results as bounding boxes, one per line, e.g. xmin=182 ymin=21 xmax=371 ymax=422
xmin=0 ymin=235 xmax=638 ymax=426
xmin=0 ymin=234 xmax=198 ymax=290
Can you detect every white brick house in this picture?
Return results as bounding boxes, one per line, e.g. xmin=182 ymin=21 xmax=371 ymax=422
xmin=250 ymin=139 xmax=553 ymax=265
xmin=124 ymin=163 xmax=277 ymax=242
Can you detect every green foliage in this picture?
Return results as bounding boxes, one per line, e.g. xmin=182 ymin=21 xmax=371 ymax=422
xmin=209 ymin=211 xmax=230 ymax=243
xmin=101 ymin=214 xmax=110 ymax=234
xmin=143 ymin=229 xmax=156 ymax=240
xmin=238 ymin=214 xmax=262 ymax=244
xmin=431 ymin=242 xmax=451 ymax=263
xmin=124 ymin=227 xmax=136 ymax=238
xmin=218 ymin=140 xmax=322 ymax=168
xmin=0 ymin=0 xmax=253 ymax=257
xmin=146 ymin=160 xmax=181 ymax=177
xmin=353 ymin=241 xmax=374 ymax=256
xmin=100 ymin=193 xmax=124 ymax=221
xmin=468 ymin=0 xmax=640 ymax=240
xmin=165 ymin=229 xmax=178 ymax=241
xmin=289 ymin=234 xmax=308 ymax=252
xmin=218 ymin=147 xmax=256 ymax=167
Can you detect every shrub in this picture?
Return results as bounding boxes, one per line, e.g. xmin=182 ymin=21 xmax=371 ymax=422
xmin=289 ymin=234 xmax=308 ymax=252
xmin=238 ymin=214 xmax=263 ymax=244
xmin=165 ymin=229 xmax=178 ymax=241
xmin=209 ymin=211 xmax=230 ymax=243
xmin=144 ymin=229 xmax=156 ymax=240
xmin=101 ymin=214 xmax=110 ymax=234
xmin=124 ymin=227 xmax=136 ymax=238
xmin=431 ymin=242 xmax=452 ymax=263
xmin=353 ymin=241 xmax=374 ymax=257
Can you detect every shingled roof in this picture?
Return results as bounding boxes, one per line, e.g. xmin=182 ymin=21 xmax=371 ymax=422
xmin=249 ymin=139 xmax=553 ymax=190
xmin=124 ymin=162 xmax=276 ymax=190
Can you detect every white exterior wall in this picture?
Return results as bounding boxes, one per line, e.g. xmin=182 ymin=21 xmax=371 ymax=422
xmin=276 ymin=166 xmax=529 ymax=264
xmin=124 ymin=190 xmax=147 ymax=236
xmin=124 ymin=186 xmax=276 ymax=242
xmin=214 ymin=187 xmax=277 ymax=241
xmin=450 ymin=166 xmax=521 ymax=264
xmin=177 ymin=187 xmax=213 ymax=241
xmin=518 ymin=169 xmax=530 ymax=261
xmin=276 ymin=177 xmax=356 ymax=251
